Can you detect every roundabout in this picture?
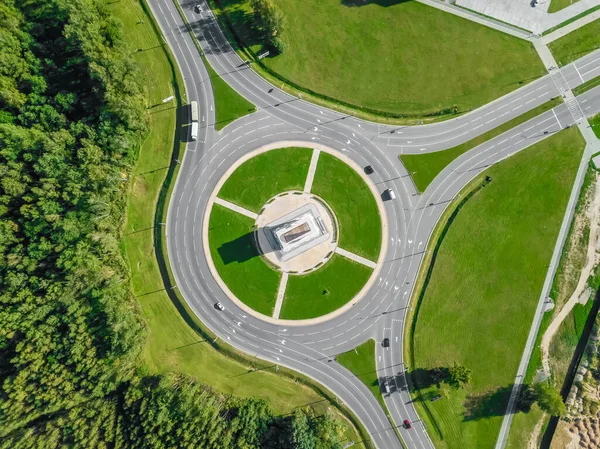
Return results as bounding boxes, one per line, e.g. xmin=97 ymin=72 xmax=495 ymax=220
xmin=203 ymin=143 xmax=388 ymax=323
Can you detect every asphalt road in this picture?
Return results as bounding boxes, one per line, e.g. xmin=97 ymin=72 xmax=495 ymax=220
xmin=145 ymin=1 xmax=600 ymax=447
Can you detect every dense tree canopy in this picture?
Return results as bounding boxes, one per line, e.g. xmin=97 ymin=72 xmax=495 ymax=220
xmin=0 ymin=1 xmax=345 ymax=447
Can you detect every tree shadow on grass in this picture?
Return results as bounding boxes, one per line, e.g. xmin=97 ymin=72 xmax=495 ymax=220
xmin=463 ymin=385 xmax=513 ymax=421
xmin=408 ymin=367 xmax=449 ymax=391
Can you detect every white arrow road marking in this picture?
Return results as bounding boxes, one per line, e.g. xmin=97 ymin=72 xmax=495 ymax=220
xmin=408 ymin=239 xmax=413 ymax=244
xmin=237 ymin=322 xmax=242 ymax=326
xmin=394 ymin=286 xmax=399 ymax=291
xmin=281 ymin=340 xmax=286 ymax=345
xmin=313 ymin=127 xmax=318 ymax=131
xmin=346 ymin=140 xmax=351 ymax=144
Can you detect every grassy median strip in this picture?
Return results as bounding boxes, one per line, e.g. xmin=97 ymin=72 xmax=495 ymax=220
xmin=337 ymin=340 xmax=385 ymax=409
xmin=311 ymin=152 xmax=382 ymax=261
xmin=549 ymin=18 xmax=600 ymax=66
xmin=218 ymin=147 xmax=312 ymax=212
xmin=170 ymin=0 xmax=255 ymax=130
xmin=280 ymin=254 xmax=373 ymax=320
xmin=409 ymin=128 xmax=585 ymax=449
xmin=117 ymin=1 xmax=368 ymax=446
xmin=213 ymin=0 xmax=544 ymax=120
xmin=400 ymin=97 xmax=562 ymax=193
xmin=573 ymin=75 xmax=600 ymax=96
xmin=208 ymin=204 xmax=281 ymax=316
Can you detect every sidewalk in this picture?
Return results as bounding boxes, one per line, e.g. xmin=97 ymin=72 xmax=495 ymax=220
xmin=448 ymin=0 xmax=600 ymax=37
xmin=494 ymin=40 xmax=600 ymax=449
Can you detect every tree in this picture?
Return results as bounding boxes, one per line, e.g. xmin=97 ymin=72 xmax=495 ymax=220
xmin=447 ymin=363 xmax=472 ymax=389
xmin=249 ymin=0 xmax=285 ymax=54
xmin=535 ymin=382 xmax=567 ymax=417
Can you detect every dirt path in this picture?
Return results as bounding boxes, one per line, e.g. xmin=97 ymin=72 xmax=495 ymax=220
xmin=541 ymin=174 xmax=600 ymax=377
xmin=528 ymin=415 xmax=546 ymax=449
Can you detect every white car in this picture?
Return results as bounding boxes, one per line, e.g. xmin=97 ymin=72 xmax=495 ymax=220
xmin=215 ymin=302 xmax=224 ymax=311
xmin=194 ymin=4 xmax=203 ymax=13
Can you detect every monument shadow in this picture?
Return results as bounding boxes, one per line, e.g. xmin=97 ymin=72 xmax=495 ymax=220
xmin=216 ymin=228 xmax=272 ymax=264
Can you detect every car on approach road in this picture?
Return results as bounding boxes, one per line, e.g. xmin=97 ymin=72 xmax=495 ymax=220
xmin=403 ymin=419 xmax=412 ymax=429
xmin=382 ymin=337 xmax=390 ymax=348
xmin=384 ymin=188 xmax=396 ymax=200
xmin=214 ymin=302 xmax=224 ymax=311
xmin=364 ymin=165 xmax=374 ymax=175
xmin=194 ymin=4 xmax=203 ymax=13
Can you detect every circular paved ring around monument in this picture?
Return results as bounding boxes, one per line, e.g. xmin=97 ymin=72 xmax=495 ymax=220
xmin=202 ymin=141 xmax=389 ymax=326
xmin=255 ymin=191 xmax=338 ymax=273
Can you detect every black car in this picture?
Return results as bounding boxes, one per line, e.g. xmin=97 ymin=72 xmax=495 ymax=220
xmin=382 ymin=337 xmax=390 ymax=348
xmin=364 ymin=165 xmax=374 ymax=175
xmin=194 ymin=4 xmax=203 ymax=13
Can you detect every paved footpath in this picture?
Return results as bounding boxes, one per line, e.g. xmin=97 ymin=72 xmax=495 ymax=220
xmin=541 ymin=9 xmax=600 ymax=44
xmin=454 ymin=0 xmax=600 ymax=35
xmin=335 ymin=247 xmax=378 ymax=269
xmin=495 ymin=42 xmax=600 ymax=449
xmin=273 ymin=273 xmax=289 ymax=319
xmin=214 ymin=197 xmax=258 ymax=219
xmin=303 ymin=149 xmax=321 ymax=193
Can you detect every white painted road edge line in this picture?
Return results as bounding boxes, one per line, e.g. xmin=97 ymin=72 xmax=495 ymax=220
xmin=335 ymin=247 xmax=378 ymax=269
xmin=273 ymin=272 xmax=289 ymax=319
xmin=304 ymin=148 xmax=321 ymax=193
xmin=214 ymin=197 xmax=258 ymax=219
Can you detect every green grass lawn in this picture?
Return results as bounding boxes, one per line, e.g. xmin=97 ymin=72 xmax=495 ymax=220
xmin=218 ymin=147 xmax=312 ymax=212
xmin=208 ymin=204 xmax=280 ymax=315
xmin=337 ymin=340 xmax=385 ymax=409
xmin=549 ymin=18 xmax=600 ymax=66
xmin=280 ymin=254 xmax=372 ymax=319
xmin=214 ymin=0 xmax=544 ymax=119
xmin=591 ymin=114 xmax=600 ymax=139
xmin=411 ymin=127 xmax=585 ymax=449
xmin=400 ymin=98 xmax=562 ymax=193
xmin=549 ymin=0 xmax=580 ymax=13
xmin=208 ymin=61 xmax=256 ymax=130
xmin=311 ymin=153 xmax=381 ymax=261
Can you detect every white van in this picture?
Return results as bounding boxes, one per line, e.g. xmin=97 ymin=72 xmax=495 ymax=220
xmin=190 ymin=122 xmax=198 ymax=141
